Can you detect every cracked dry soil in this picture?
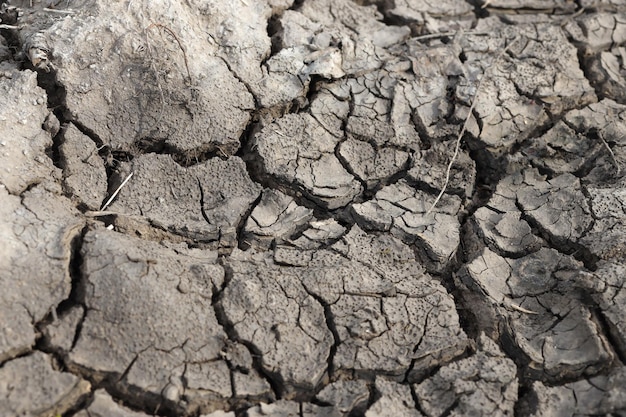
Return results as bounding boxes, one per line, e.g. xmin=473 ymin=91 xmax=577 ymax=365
xmin=2 ymin=0 xmax=626 ymax=416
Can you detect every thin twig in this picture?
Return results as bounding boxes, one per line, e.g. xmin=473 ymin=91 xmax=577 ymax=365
xmin=0 ymin=24 xmax=19 ymax=30
xmin=509 ymin=302 xmax=539 ymax=315
xmin=100 ymin=172 xmax=134 ymax=211
xmin=85 ymin=210 xmax=123 ymax=217
xmin=146 ymin=23 xmax=192 ymax=84
xmin=425 ymin=35 xmax=520 ymax=216
xmin=143 ymin=28 xmax=166 ymax=125
xmin=413 ymin=30 xmax=490 ymax=41
xmin=42 ymin=8 xmax=75 ymax=14
xmin=599 ymin=132 xmax=621 ymax=175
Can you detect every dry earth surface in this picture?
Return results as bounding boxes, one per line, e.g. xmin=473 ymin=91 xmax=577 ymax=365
xmin=2 ymin=0 xmax=626 ymax=416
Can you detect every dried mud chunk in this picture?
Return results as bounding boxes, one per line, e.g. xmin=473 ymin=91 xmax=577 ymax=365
xmin=471 ymin=206 xmax=541 ymax=257
xmin=246 ymin=401 xmax=299 ymax=417
xmin=243 ymin=189 xmax=313 ymax=250
xmin=0 ymin=352 xmax=90 ymax=417
xmin=460 ymin=247 xmax=613 ymax=381
xmin=577 ymin=13 xmax=626 ymax=52
xmin=0 ymin=70 xmax=58 ymax=194
xmin=219 ymin=251 xmax=334 ymax=398
xmin=344 ymin=73 xmax=421 ymax=150
xmin=522 ymin=120 xmax=606 ymax=178
xmin=584 ymin=262 xmax=626 ymax=357
xmin=469 ymin=69 xmax=548 ymax=153
xmin=389 ymin=0 xmax=473 ymax=17
xmin=407 ymin=141 xmax=476 ymax=199
xmin=382 ymin=1 xmax=473 ymax=36
xmin=562 ymin=99 xmax=626 ymax=182
xmin=365 ymin=379 xmax=422 ymax=417
xmin=42 ymin=305 xmax=84 ymax=353
xmin=516 ymin=172 xmax=593 ymax=248
xmin=44 ymin=1 xmax=253 ymax=154
xmin=338 ymin=137 xmax=410 ymax=189
xmin=298 ymin=0 xmax=404 ymax=74
xmin=109 ymin=154 xmax=261 ymax=247
xmin=0 ymin=185 xmax=83 ymax=363
xmin=252 ymin=113 xmax=361 ymax=209
xmin=469 ymin=173 xmax=541 ymax=258
xmin=459 ymin=22 xmax=594 ymax=154
xmin=526 ymin=367 xmax=626 ymax=417
xmin=286 ymin=218 xmax=347 ymax=250
xmin=70 ymin=229 xmax=251 ymax=413
xmin=304 ymin=227 xmax=468 ymax=381
xmin=414 ymin=334 xmax=518 ymax=417
xmin=315 ymin=380 xmax=369 ymax=416
xmin=254 ymin=46 xmax=312 ymax=109
xmin=351 ymin=179 xmax=462 ymax=271
xmin=58 ymin=123 xmax=107 ymax=210
xmin=74 ymin=389 xmax=151 ymax=417
xmin=581 ymin=186 xmax=626 ymax=260
xmin=403 ymin=43 xmax=469 ymax=141
xmin=585 ymin=47 xmax=626 ymax=103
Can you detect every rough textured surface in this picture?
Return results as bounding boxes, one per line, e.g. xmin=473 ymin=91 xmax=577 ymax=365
xmin=70 ymin=228 xmax=270 ymax=414
xmin=351 ymin=180 xmax=462 ymax=271
xmin=58 ymin=123 xmax=108 ymax=210
xmin=3 ymin=0 xmax=626 ymax=415
xmin=109 ymin=153 xmax=261 ymax=248
xmin=460 ymin=247 xmax=613 ymax=381
xmin=0 ymin=69 xmax=58 ymax=194
xmin=524 ymin=367 xmax=626 ymax=417
xmin=0 ymin=352 xmax=90 ymax=417
xmin=43 ymin=0 xmax=256 ymax=156
xmin=219 ymin=248 xmax=334 ymax=398
xmin=414 ymin=333 xmax=518 ymax=417
xmin=366 ymin=379 xmax=422 ymax=417
xmin=0 ymin=184 xmax=83 ymax=363
xmin=74 ymin=389 xmax=153 ymax=417
xmin=243 ymin=188 xmax=313 ymax=249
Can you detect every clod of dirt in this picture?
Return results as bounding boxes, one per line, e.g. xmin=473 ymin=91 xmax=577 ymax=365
xmin=109 ymin=154 xmax=261 ymax=249
xmin=365 ymin=379 xmax=421 ymax=417
xmin=252 ymin=113 xmax=362 ymax=209
xmin=515 ymin=171 xmax=593 ymax=249
xmin=524 ymin=367 xmax=626 ymax=416
xmin=0 ymin=70 xmax=58 ymax=194
xmin=41 ymin=0 xmax=256 ymax=155
xmin=74 ymin=389 xmax=152 ymax=417
xmin=0 ymin=351 xmax=90 ymax=417
xmin=243 ymin=188 xmax=314 ymax=250
xmin=575 ymin=13 xmax=626 ymax=53
xmin=414 ymin=333 xmax=518 ymax=417
xmin=219 ymin=249 xmax=334 ymax=399
xmin=351 ymin=179 xmax=462 ymax=272
xmin=582 ymin=186 xmax=626 ymax=261
xmin=315 ymin=380 xmax=369 ymax=416
xmin=70 ymin=228 xmax=270 ymax=414
xmin=459 ymin=247 xmax=613 ymax=381
xmin=0 ymin=184 xmax=83 ymax=363
xmin=460 ymin=20 xmax=595 ymax=154
xmin=58 ymin=122 xmax=107 ymax=210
